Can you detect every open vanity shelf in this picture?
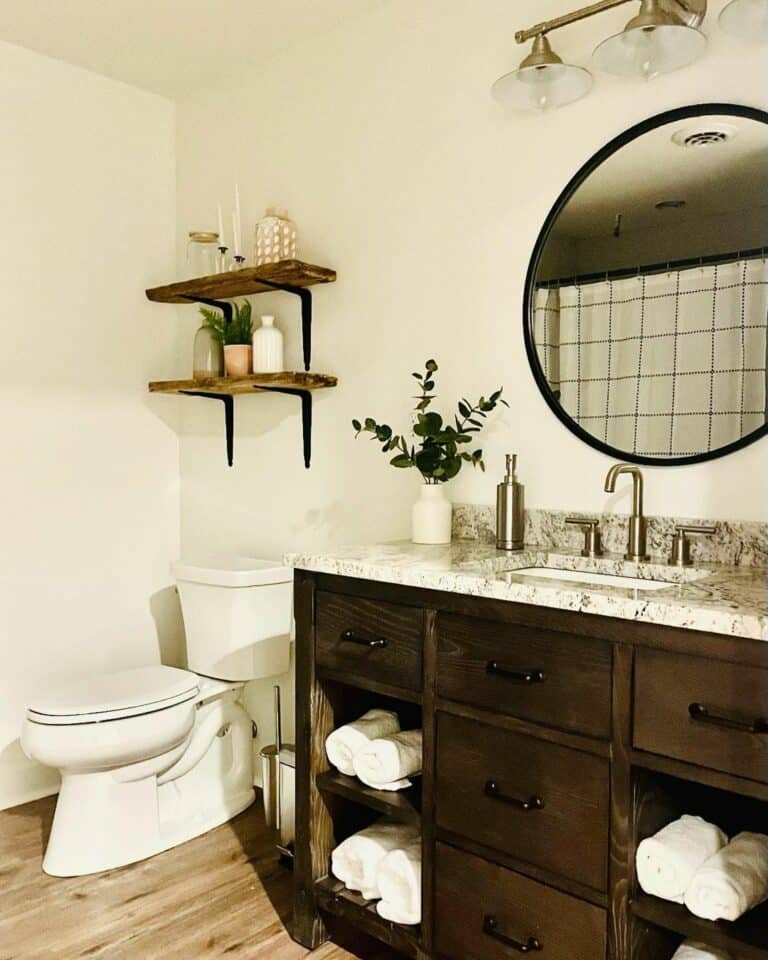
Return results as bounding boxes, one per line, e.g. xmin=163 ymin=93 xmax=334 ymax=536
xmin=145 ymin=260 xmax=337 ymax=467
xmin=316 ymin=769 xmax=421 ymax=826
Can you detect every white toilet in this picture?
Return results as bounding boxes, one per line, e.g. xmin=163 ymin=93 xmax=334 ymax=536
xmin=22 ymin=558 xmax=292 ymax=877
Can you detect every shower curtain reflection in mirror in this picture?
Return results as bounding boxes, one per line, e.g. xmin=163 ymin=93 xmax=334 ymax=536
xmin=533 ymin=258 xmax=768 ymax=458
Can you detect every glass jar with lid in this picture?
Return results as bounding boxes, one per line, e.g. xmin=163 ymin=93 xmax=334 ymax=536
xmin=186 ymin=231 xmax=220 ymax=279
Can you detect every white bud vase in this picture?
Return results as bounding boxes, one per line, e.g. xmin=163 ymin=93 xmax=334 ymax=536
xmin=252 ymin=315 xmax=284 ymax=373
xmin=412 ymin=484 xmax=452 ymax=544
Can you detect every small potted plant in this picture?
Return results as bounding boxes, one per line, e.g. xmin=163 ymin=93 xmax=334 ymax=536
xmin=201 ymin=300 xmax=254 ymax=377
xmin=353 ymin=360 xmax=507 ymax=544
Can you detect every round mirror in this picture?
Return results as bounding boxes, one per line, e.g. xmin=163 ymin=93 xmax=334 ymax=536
xmin=524 ymin=104 xmax=768 ymax=465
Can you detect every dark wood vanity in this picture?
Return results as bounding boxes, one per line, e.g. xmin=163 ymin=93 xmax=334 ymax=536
xmin=291 ymin=569 xmax=768 ymax=960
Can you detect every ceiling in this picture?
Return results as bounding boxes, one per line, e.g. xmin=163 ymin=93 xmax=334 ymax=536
xmin=552 ymin=112 xmax=768 ymax=239
xmin=0 ymin=0 xmax=385 ymax=98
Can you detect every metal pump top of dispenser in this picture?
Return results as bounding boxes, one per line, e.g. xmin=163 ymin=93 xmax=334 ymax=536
xmin=496 ymin=453 xmax=525 ymax=552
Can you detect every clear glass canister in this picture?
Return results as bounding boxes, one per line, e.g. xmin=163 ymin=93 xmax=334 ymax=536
xmin=186 ymin=231 xmax=220 ymax=278
xmin=193 ymin=323 xmax=224 ymax=380
xmin=253 ymin=208 xmax=297 ymax=266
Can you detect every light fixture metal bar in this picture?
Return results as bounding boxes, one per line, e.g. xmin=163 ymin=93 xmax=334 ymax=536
xmin=515 ymin=0 xmax=706 ymax=43
xmin=515 ymin=0 xmax=632 ymax=43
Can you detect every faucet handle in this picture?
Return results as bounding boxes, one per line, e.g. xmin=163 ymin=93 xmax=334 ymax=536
xmin=668 ymin=524 xmax=716 ymax=567
xmin=566 ymin=517 xmax=604 ymax=558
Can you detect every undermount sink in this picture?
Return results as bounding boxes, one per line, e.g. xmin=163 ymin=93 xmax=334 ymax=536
xmin=503 ymin=566 xmax=675 ymax=591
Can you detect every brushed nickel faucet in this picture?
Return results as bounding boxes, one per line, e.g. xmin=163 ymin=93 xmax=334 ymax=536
xmin=604 ymin=463 xmax=650 ymax=562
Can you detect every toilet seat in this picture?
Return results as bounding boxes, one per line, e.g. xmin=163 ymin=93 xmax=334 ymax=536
xmin=27 ymin=666 xmax=199 ymax=726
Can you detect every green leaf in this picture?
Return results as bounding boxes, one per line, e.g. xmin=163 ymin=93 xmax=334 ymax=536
xmin=352 ymin=418 xmax=361 ymax=432
xmin=390 ymin=454 xmax=413 ymax=468
xmin=425 ymin=359 xmax=438 ymax=373
xmin=412 ymin=372 xmax=423 ymax=380
xmin=364 ymin=417 xmax=376 ymax=430
xmin=423 ymin=380 xmax=435 ymax=392
xmin=458 ymin=401 xmax=471 ymax=419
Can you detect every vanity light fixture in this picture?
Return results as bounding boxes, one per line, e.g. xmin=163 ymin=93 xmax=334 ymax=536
xmin=593 ymin=0 xmax=707 ymax=78
xmin=492 ymin=33 xmax=593 ymax=111
xmin=499 ymin=0 xmax=710 ymax=109
xmin=719 ymin=0 xmax=768 ymax=43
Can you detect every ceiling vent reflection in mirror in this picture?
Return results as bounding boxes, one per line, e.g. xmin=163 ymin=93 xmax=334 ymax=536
xmin=493 ymin=0 xmax=767 ymax=112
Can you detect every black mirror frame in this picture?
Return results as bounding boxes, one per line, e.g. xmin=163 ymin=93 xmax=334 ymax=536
xmin=523 ymin=102 xmax=768 ymax=467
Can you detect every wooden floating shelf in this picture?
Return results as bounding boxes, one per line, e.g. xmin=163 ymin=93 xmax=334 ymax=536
xmin=316 ymin=770 xmax=421 ymax=826
xmin=145 ymin=260 xmax=336 ymax=304
xmin=315 ymin=878 xmax=421 ymax=959
xmin=148 ymin=371 xmax=338 ymax=396
xmin=631 ymin=894 xmax=768 ymax=960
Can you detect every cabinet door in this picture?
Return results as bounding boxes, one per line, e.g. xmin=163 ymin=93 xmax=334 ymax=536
xmin=436 ymin=712 xmax=610 ymax=891
xmin=634 ymin=648 xmax=768 ymax=783
xmin=434 ymin=842 xmax=607 ymax=960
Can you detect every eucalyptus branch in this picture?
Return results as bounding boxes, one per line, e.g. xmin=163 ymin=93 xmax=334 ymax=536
xmin=352 ymin=359 xmax=507 ymax=484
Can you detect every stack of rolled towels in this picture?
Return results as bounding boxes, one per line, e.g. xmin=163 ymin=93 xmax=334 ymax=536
xmin=636 ymin=814 xmax=768 ymax=922
xmin=325 ymin=709 xmax=423 ymax=791
xmin=331 ymin=819 xmax=422 ymax=924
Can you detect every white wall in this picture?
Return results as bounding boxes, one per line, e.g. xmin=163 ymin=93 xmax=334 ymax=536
xmin=0 ymin=41 xmax=180 ymax=810
xmin=175 ymin=0 xmax=768 ymax=750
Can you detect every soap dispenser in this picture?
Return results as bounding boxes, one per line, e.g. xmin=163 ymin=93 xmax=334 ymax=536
xmin=496 ymin=454 xmax=524 ymax=551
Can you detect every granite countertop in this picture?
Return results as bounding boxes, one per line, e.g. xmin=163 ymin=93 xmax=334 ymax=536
xmin=285 ymin=541 xmax=768 ymax=641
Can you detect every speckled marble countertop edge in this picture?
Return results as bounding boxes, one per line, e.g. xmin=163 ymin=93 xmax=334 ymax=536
xmin=285 ymin=541 xmax=768 ymax=642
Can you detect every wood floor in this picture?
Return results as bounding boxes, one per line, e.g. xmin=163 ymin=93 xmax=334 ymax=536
xmin=0 ymin=796 xmax=401 ymax=960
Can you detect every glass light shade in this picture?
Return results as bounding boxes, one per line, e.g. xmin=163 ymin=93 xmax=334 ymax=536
xmin=593 ymin=23 xmax=707 ymax=78
xmin=492 ymin=62 xmax=593 ymax=111
xmin=719 ymin=0 xmax=768 ymax=42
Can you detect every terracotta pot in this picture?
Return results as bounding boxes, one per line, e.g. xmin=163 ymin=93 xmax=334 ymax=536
xmin=224 ymin=344 xmax=252 ymax=377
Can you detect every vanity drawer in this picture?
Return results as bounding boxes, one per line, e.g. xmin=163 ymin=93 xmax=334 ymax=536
xmin=434 ymin=842 xmax=607 ymax=960
xmin=634 ymin=648 xmax=768 ymax=783
xmin=436 ymin=612 xmax=612 ymax=739
xmin=315 ymin=592 xmax=423 ymax=692
xmin=435 ymin=712 xmax=609 ymax=890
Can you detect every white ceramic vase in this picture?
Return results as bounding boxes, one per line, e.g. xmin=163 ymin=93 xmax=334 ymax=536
xmin=252 ymin=315 xmax=284 ymax=373
xmin=412 ymin=483 xmax=452 ymax=544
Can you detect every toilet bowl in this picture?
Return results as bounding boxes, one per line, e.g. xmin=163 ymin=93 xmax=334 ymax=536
xmin=22 ymin=558 xmax=292 ymax=877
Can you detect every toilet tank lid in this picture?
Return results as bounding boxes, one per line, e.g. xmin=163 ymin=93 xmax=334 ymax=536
xmin=173 ymin=557 xmax=292 ymax=587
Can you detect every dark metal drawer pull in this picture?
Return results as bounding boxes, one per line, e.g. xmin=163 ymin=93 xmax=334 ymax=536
xmin=689 ymin=702 xmax=768 ymax=734
xmin=339 ymin=629 xmax=387 ymax=649
xmin=483 ymin=915 xmax=542 ymax=952
xmin=485 ymin=780 xmax=544 ymax=811
xmin=487 ymin=661 xmax=545 ymax=684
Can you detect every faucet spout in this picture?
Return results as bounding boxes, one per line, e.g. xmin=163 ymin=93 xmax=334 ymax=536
xmin=603 ymin=463 xmax=649 ymax=562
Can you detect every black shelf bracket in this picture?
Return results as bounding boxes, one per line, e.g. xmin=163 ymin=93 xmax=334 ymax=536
xmin=256 ymin=386 xmax=313 ymax=468
xmin=179 ymin=391 xmax=235 ymax=467
xmin=250 ymin=279 xmax=313 ymax=371
xmin=180 ymin=295 xmax=234 ymax=323
xmin=175 ymin=387 xmax=314 ymax=469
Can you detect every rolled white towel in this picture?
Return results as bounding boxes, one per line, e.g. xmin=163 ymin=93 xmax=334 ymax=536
xmin=636 ymin=815 xmax=728 ymax=904
xmin=671 ymin=941 xmax=733 ymax=960
xmin=376 ymin=836 xmax=422 ymax=925
xmin=353 ymin=729 xmax=423 ymax=791
xmin=684 ymin=831 xmax=768 ymax=922
xmin=325 ymin=709 xmax=400 ymax=776
xmin=331 ymin=821 xmax=419 ymax=900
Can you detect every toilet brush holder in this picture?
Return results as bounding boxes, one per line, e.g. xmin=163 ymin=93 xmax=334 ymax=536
xmin=259 ymin=686 xmax=295 ymax=859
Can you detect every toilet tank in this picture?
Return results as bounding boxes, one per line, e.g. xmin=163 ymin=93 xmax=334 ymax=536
xmin=173 ymin=558 xmax=292 ymax=682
